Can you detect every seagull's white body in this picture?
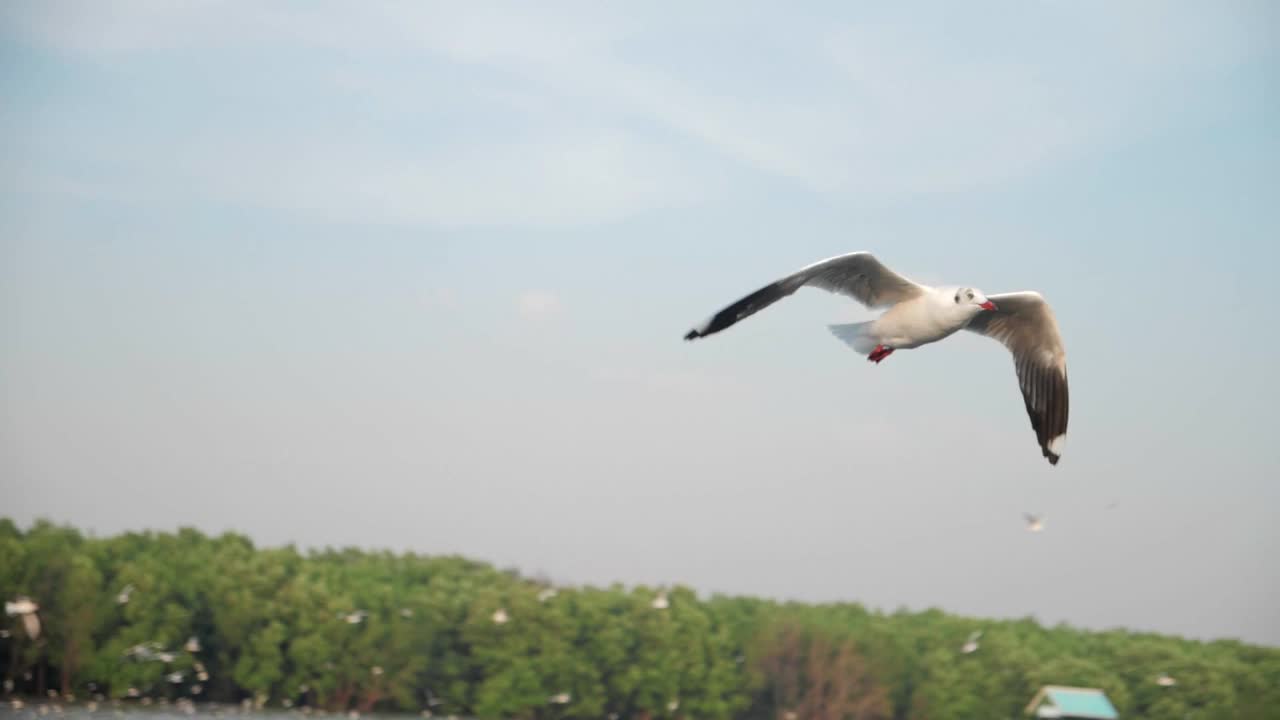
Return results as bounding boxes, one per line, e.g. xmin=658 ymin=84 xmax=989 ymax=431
xmin=685 ymin=251 xmax=1069 ymax=465
xmin=6 ymin=597 xmax=40 ymax=640
xmin=4 ymin=598 xmax=37 ymax=616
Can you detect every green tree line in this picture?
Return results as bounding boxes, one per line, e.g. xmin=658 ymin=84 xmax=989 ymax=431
xmin=2 ymin=520 xmax=1276 ymax=719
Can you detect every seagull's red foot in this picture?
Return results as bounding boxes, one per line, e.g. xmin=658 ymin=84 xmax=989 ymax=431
xmin=868 ymin=345 xmax=894 ymax=364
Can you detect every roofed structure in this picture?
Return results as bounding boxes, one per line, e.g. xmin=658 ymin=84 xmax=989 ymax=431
xmin=1025 ymin=686 xmax=1119 ymax=719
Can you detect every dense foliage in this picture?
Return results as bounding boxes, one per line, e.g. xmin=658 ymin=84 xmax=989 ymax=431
xmin=2 ymin=520 xmax=1276 ymax=719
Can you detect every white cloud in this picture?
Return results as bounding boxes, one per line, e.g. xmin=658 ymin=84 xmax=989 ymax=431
xmin=515 ymin=290 xmax=562 ymax=319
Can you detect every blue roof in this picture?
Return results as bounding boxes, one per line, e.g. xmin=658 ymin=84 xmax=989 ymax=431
xmin=1044 ymin=687 xmax=1119 ymax=719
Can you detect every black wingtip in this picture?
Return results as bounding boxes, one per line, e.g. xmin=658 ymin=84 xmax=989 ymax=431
xmin=684 ymin=329 xmax=700 ymax=341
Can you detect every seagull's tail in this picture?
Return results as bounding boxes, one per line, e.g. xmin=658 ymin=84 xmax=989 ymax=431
xmin=828 ymin=322 xmax=879 ymax=355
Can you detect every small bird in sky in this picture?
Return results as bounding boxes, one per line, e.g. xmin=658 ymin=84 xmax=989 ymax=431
xmin=1024 ymin=513 xmax=1046 ymax=533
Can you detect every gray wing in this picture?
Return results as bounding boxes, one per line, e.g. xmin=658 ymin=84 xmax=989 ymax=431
xmin=965 ymin=291 xmax=1068 ymax=465
xmin=684 ymin=252 xmax=927 ymax=340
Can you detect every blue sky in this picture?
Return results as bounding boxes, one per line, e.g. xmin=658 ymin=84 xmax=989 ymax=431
xmin=2 ymin=2 xmax=1278 ymax=644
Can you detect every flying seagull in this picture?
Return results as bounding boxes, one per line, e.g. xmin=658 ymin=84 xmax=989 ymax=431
xmin=5 ymin=597 xmax=40 ymax=640
xmin=1024 ymin=513 xmax=1046 ymax=532
xmin=960 ymin=630 xmax=982 ymax=654
xmin=683 ymin=252 xmax=1069 ymax=464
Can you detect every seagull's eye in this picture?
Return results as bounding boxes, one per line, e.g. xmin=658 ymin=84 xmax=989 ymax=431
xmin=967 ymin=291 xmax=974 ymax=300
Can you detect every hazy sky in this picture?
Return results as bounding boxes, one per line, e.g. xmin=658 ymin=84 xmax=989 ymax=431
xmin=2 ymin=2 xmax=1278 ymax=645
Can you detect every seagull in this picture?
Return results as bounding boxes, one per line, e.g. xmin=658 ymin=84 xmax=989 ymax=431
xmin=548 ymin=693 xmax=571 ymax=705
xmin=116 ymin=585 xmax=134 ymax=605
xmin=492 ymin=608 xmax=509 ymax=625
xmin=651 ymin=592 xmax=669 ymax=610
xmin=184 ymin=636 xmax=201 ymax=653
xmin=165 ymin=673 xmax=184 ymax=685
xmin=399 ymin=608 xmax=414 ymax=618
xmin=683 ymin=252 xmax=1069 ymax=464
xmin=1024 ymin=513 xmax=1046 ymax=532
xmin=5 ymin=597 xmax=40 ymax=640
xmin=341 ymin=610 xmax=367 ymax=625
xmin=537 ymin=588 xmax=557 ymax=603
xmin=960 ymin=630 xmax=982 ymax=654
xmin=667 ymin=699 xmax=680 ymax=712
xmin=370 ymin=667 xmax=383 ymax=677
xmin=1156 ymin=673 xmax=1177 ymax=687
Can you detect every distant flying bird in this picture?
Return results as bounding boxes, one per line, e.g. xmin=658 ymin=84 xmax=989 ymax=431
xmin=548 ymin=693 xmax=571 ymax=704
xmin=371 ymin=667 xmax=383 ymax=677
xmin=1024 ymin=513 xmax=1046 ymax=533
xmin=399 ymin=608 xmax=414 ymax=618
xmin=667 ymin=699 xmax=680 ymax=712
xmin=960 ymin=630 xmax=982 ymax=654
xmin=166 ymin=673 xmax=184 ymax=684
xmin=116 ymin=585 xmax=134 ymax=605
xmin=5 ymin=597 xmax=40 ymax=640
xmin=4 ymin=597 xmax=37 ymax=616
xmin=537 ymin=588 xmax=557 ymax=602
xmin=492 ymin=608 xmax=509 ymax=625
xmin=1156 ymin=673 xmax=1177 ymax=687
xmin=684 ymin=252 xmax=1069 ymax=464
xmin=341 ymin=610 xmax=368 ymax=624
xmin=185 ymin=636 xmax=201 ymax=653
xmin=651 ymin=592 xmax=669 ymax=610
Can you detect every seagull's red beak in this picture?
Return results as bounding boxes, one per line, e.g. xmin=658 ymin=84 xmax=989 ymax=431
xmin=979 ymin=301 xmax=997 ymax=311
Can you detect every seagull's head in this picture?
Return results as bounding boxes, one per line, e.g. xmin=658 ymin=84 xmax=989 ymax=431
xmin=954 ymin=287 xmax=996 ymax=312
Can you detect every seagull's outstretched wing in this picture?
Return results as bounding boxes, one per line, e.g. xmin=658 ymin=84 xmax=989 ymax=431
xmin=684 ymin=252 xmax=927 ymax=340
xmin=965 ymin=291 xmax=1068 ymax=465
